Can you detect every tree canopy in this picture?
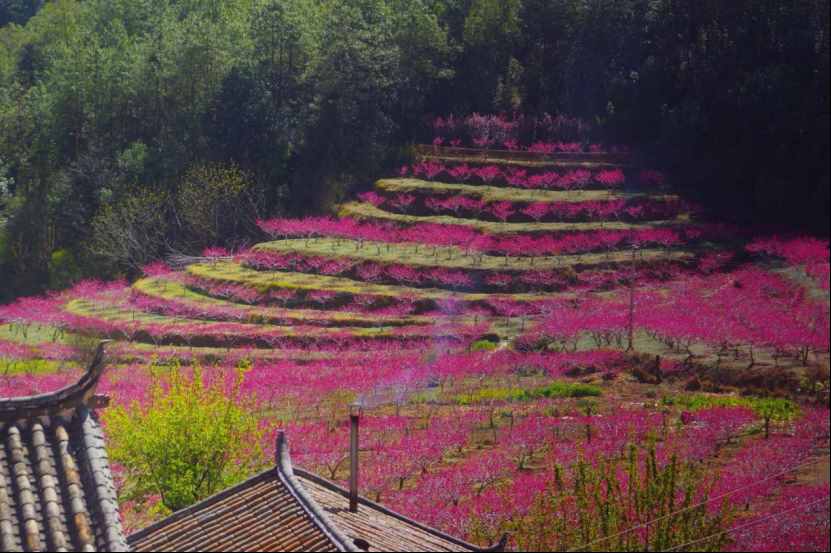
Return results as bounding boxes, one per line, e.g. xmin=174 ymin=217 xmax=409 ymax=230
xmin=0 ymin=0 xmax=828 ymax=301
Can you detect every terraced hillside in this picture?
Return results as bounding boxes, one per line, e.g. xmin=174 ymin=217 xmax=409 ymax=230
xmin=2 ymin=143 xmax=829 ymax=550
xmin=1 ymin=147 xmax=707 ymax=357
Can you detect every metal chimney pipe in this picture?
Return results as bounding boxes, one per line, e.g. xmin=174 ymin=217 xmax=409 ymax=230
xmin=349 ymin=403 xmax=361 ymax=513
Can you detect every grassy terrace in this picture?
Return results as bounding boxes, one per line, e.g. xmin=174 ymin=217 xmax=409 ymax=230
xmin=1 ymin=323 xmax=68 ymax=345
xmin=416 ymin=148 xmax=633 ymax=169
xmin=0 ymin=324 xmax=429 ymax=363
xmin=253 ymin=238 xmax=694 ymax=272
xmin=186 ymin=262 xmax=558 ymax=303
xmin=134 ymin=277 xmax=435 ymax=327
xmin=420 ymin=156 xmax=630 ymax=170
xmin=340 ymin=201 xmax=691 ymax=233
xmin=63 ymin=298 xmax=454 ymax=339
xmin=0 ymin=357 xmax=65 ymax=375
xmin=375 ymin=178 xmax=679 ymax=203
xmin=61 ymin=299 xmax=488 ymax=348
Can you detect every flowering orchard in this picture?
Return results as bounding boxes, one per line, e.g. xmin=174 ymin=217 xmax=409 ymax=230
xmin=1 ymin=132 xmax=828 ymax=550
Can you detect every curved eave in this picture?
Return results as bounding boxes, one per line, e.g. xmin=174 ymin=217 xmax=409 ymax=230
xmin=0 ymin=341 xmax=110 ymax=421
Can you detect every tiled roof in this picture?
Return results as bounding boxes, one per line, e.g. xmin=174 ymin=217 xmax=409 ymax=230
xmin=129 ymin=433 xmax=505 ymax=552
xmin=0 ymin=342 xmax=128 ymax=552
xmin=295 ymin=469 xmax=500 ymax=552
xmin=2 ymin=342 xmax=503 ymax=553
xmin=128 ymin=432 xmax=354 ymax=552
xmin=127 ymin=469 xmax=342 ymax=552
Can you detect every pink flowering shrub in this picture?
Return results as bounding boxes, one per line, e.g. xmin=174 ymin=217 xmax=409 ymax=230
xmin=395 ymin=162 xmax=636 ymax=190
xmin=747 ymin=235 xmax=830 ymax=291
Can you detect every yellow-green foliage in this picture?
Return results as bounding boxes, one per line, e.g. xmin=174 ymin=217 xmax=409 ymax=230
xmin=103 ymin=360 xmax=268 ymax=513
xmin=526 ymin=381 xmax=603 ymax=400
xmin=456 ymin=381 xmax=601 ymax=405
xmin=48 ymin=248 xmax=81 ymax=290
xmin=0 ymin=358 xmax=61 ymax=376
xmin=134 ymin=276 xmax=432 ymax=327
xmin=176 ymin=164 xmax=259 ymax=243
xmin=470 ymin=339 xmax=499 ymax=351
xmin=456 ymin=386 xmax=525 ymax=405
xmin=64 ymin=297 xmax=421 ymax=339
xmin=340 ymin=201 xmax=690 ymax=233
xmin=377 ymin=178 xmax=678 ymax=204
xmin=188 ymin=261 xmax=552 ymax=302
xmin=664 ymin=394 xmax=800 ymax=421
xmin=255 ymin=238 xmax=691 ymax=272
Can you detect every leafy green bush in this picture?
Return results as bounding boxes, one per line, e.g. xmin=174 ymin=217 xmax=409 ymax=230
xmin=456 ymin=386 xmax=525 ymax=405
xmin=176 ymin=164 xmax=262 ymax=247
xmin=663 ymin=394 xmax=799 ymax=421
xmin=471 ymin=339 xmax=499 ymax=352
xmin=48 ymin=248 xmax=80 ymax=290
xmin=663 ymin=394 xmax=799 ymax=438
xmin=103 ymin=360 xmax=268 ymax=513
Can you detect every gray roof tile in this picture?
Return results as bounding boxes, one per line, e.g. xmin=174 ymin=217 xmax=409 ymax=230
xmin=0 ymin=343 xmax=128 ymax=552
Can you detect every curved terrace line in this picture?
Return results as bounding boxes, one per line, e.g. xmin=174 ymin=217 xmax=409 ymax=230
xmin=339 ymin=201 xmax=690 ymax=233
xmin=375 ymin=178 xmax=680 ymax=204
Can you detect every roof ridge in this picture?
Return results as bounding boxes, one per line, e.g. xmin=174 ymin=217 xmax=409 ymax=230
xmin=76 ymin=407 xmax=130 ymax=552
xmin=125 ymin=468 xmax=277 ymax=544
xmin=128 ymin=432 xmax=359 ymax=552
xmin=292 ymin=468 xmax=506 ymax=552
xmin=275 ymin=431 xmax=358 ymax=552
xmin=0 ymin=341 xmax=111 ymax=421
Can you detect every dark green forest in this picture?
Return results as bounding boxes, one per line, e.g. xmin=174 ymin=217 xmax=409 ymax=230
xmin=0 ymin=0 xmax=828 ymax=301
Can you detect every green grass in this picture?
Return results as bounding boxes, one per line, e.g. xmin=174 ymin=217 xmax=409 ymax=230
xmin=187 ymin=261 xmax=558 ymax=303
xmin=455 ymin=381 xmax=602 ymax=405
xmin=134 ymin=276 xmax=434 ymax=327
xmin=0 ymin=358 xmax=65 ymax=376
xmin=0 ymin=323 xmax=79 ymax=346
xmin=254 ymin=238 xmax=693 ymax=272
xmin=339 ymin=201 xmax=690 ymax=234
xmin=525 ymin=381 xmax=603 ymax=399
xmin=470 ymin=339 xmax=499 ymax=351
xmin=417 ymin=152 xmax=631 ymax=170
xmin=0 ymin=324 xmax=434 ymax=364
xmin=64 ymin=298 xmax=459 ymax=340
xmin=376 ymin=178 xmax=679 ymax=204
xmin=662 ymin=394 xmax=800 ymax=421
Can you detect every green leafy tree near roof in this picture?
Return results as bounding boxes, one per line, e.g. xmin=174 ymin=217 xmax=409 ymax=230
xmin=103 ymin=360 xmax=269 ymax=513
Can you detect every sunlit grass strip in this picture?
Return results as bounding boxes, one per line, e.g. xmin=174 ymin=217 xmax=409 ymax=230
xmin=253 ymin=238 xmax=694 ymax=272
xmin=63 ymin=298 xmax=442 ymax=340
xmin=418 ymin=153 xmax=630 ymax=170
xmin=339 ymin=201 xmax=690 ymax=233
xmin=133 ymin=277 xmax=434 ymax=327
xmin=186 ymin=262 xmax=555 ymax=303
xmin=0 ymin=322 xmax=79 ymax=346
xmin=664 ymin=394 xmax=800 ymax=423
xmin=0 ymin=358 xmax=64 ymax=376
xmin=455 ymin=381 xmax=602 ymax=405
xmin=375 ymin=178 xmax=679 ymax=204
xmin=0 ymin=323 xmax=429 ymax=363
